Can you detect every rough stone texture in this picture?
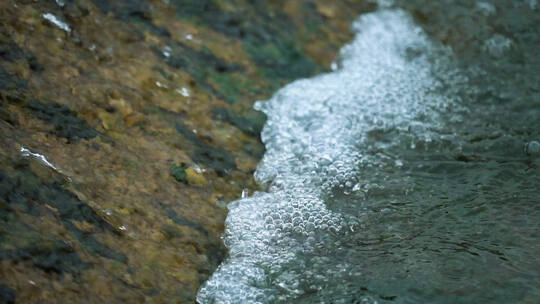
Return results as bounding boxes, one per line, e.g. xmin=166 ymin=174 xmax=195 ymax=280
xmin=0 ymin=0 xmax=375 ymax=302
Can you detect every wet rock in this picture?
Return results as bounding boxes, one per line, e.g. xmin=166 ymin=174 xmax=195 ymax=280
xmin=62 ymin=2 xmax=90 ymax=20
xmin=0 ymin=103 xmax=18 ymax=126
xmin=155 ymin=43 xmax=243 ymax=103
xmin=191 ymin=146 xmax=236 ymax=177
xmin=0 ymin=241 xmax=89 ymax=276
xmin=157 ymin=201 xmax=207 ymax=235
xmin=169 ymin=0 xmax=321 ymax=82
xmin=174 ymin=121 xmax=236 ymax=176
xmin=0 ymin=66 xmax=26 ymax=92
xmin=0 ymin=165 xmax=125 ymax=262
xmin=0 ymin=37 xmax=42 ymax=72
xmin=211 ymin=107 xmax=265 ymax=137
xmin=91 ymin=0 xmax=170 ymax=37
xmin=25 ymin=99 xmax=98 ymax=142
xmin=0 ymin=0 xmax=369 ymax=302
xmin=0 ymin=284 xmax=15 ymax=304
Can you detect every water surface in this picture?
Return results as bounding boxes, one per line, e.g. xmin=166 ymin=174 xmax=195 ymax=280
xmin=198 ymin=6 xmax=540 ymax=304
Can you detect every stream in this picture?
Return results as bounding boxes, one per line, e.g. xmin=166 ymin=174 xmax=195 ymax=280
xmin=197 ymin=6 xmax=540 ymax=304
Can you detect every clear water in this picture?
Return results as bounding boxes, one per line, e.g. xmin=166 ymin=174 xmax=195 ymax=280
xmin=198 ymin=7 xmax=540 ymax=304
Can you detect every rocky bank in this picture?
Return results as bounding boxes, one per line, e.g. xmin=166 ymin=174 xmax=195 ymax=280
xmin=0 ymin=0 xmax=375 ymax=303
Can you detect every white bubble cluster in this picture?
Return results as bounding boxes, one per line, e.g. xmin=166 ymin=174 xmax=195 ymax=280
xmin=483 ymin=34 xmax=513 ymax=57
xmin=198 ymin=9 xmax=462 ymax=303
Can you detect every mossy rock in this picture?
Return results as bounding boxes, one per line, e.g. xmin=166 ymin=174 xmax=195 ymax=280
xmin=170 ymin=163 xmax=188 ymax=184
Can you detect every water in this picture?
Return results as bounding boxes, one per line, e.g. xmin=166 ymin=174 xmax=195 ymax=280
xmin=197 ymin=7 xmax=540 ymax=304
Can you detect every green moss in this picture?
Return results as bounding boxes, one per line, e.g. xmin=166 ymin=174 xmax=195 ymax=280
xmin=301 ymin=2 xmax=325 ymax=33
xmin=211 ymin=107 xmax=265 ymax=138
xmin=174 ymin=121 xmax=237 ymax=176
xmin=208 ymin=73 xmax=255 ymax=104
xmin=170 ymin=164 xmax=188 ymax=184
xmin=155 ymin=43 xmax=243 ymax=101
xmin=244 ymin=38 xmax=318 ymax=81
xmin=0 ymin=165 xmax=126 ymax=263
xmin=168 ymin=0 xmax=321 ymax=82
xmin=154 ymin=200 xmax=224 ymax=269
xmin=0 ymin=66 xmax=26 ymax=92
xmin=25 ymin=99 xmax=99 ymax=142
xmin=90 ymin=0 xmax=170 ymax=37
xmin=169 ymin=0 xmax=216 ymax=23
xmin=191 ymin=145 xmax=236 ymax=177
xmin=0 ymin=103 xmax=18 ymax=126
xmin=0 ymin=181 xmax=93 ymax=276
xmin=0 ymin=36 xmax=43 ymax=72
xmin=161 ymin=224 xmax=182 ymax=240
xmin=0 ymin=241 xmax=90 ymax=276
xmin=0 ymin=219 xmax=42 ymax=250
xmin=155 ymin=201 xmax=207 ymax=234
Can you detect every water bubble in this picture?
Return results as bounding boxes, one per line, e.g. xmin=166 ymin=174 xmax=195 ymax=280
xmin=483 ymin=35 xmax=513 ymax=57
xmin=162 ymin=45 xmax=172 ymax=58
xmin=525 ymin=140 xmax=540 ymax=156
xmin=476 ymin=1 xmax=496 ymax=16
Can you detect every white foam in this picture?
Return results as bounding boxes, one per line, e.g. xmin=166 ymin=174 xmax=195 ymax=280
xmin=20 ymin=146 xmax=72 ymax=181
xmin=20 ymin=146 xmax=60 ymax=172
xmin=42 ymin=13 xmax=71 ymax=33
xmin=198 ymin=9 xmax=462 ymax=303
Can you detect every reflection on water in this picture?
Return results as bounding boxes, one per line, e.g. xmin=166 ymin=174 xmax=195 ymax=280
xmin=198 ymin=3 xmax=539 ymax=304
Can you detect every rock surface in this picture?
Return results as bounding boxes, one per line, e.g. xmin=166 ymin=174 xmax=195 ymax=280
xmin=0 ymin=0 xmax=375 ymax=302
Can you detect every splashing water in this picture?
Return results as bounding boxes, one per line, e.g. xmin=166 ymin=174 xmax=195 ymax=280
xmin=198 ymin=8 xmax=540 ymax=304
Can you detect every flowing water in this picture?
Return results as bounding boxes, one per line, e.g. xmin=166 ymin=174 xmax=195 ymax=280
xmin=197 ymin=6 xmax=540 ymax=304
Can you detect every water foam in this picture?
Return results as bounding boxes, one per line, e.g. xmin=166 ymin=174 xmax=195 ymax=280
xmin=198 ymin=9 xmax=466 ymax=303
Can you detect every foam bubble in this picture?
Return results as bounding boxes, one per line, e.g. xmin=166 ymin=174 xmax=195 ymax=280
xmin=198 ymin=9 xmax=466 ymax=303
